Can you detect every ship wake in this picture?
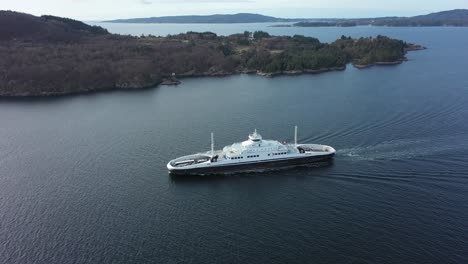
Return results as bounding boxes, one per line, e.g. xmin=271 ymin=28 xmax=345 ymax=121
xmin=337 ymin=134 xmax=468 ymax=161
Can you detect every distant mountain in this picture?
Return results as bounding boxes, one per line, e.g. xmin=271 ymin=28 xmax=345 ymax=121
xmin=0 ymin=10 xmax=108 ymax=42
xmin=293 ymin=9 xmax=468 ymax=27
xmin=412 ymin=9 xmax=468 ymax=21
xmin=371 ymin=9 xmax=468 ymax=26
xmin=106 ymin=9 xmax=468 ymax=26
xmin=104 ymin=13 xmax=300 ymax=23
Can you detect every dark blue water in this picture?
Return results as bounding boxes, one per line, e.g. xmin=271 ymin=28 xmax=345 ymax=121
xmin=1 ymin=25 xmax=468 ymax=263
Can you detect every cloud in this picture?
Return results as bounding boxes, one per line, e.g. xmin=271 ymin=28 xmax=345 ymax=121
xmin=141 ymin=0 xmax=253 ymax=4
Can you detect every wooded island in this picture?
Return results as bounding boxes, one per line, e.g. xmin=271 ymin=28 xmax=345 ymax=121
xmin=0 ymin=11 xmax=424 ymax=96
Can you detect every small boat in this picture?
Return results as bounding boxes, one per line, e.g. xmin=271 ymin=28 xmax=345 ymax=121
xmin=167 ymin=126 xmax=335 ymax=175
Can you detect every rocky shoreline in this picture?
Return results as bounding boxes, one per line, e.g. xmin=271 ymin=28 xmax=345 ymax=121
xmin=354 ymin=44 xmax=426 ymax=69
xmin=0 ymin=57 xmax=425 ymax=97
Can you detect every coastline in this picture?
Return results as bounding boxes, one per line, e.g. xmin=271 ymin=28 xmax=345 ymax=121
xmin=0 ymin=45 xmax=426 ymax=98
xmin=353 ymin=44 xmax=426 ymax=69
xmin=0 ymin=60 xmax=422 ymax=98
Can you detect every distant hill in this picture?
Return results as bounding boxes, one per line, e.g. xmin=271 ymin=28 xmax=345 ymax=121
xmin=105 ymin=13 xmax=300 ymax=23
xmin=412 ymin=9 xmax=468 ymax=21
xmin=106 ymin=9 xmax=468 ymax=26
xmin=292 ymin=9 xmax=468 ymax=27
xmin=0 ymin=10 xmax=108 ymax=42
xmin=374 ymin=9 xmax=468 ymax=26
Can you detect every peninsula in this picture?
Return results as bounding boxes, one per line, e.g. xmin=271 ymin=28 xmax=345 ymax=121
xmin=0 ymin=11 xmax=425 ymax=97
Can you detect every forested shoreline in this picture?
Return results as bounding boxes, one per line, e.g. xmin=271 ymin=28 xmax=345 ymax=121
xmin=0 ymin=11 xmax=425 ymax=97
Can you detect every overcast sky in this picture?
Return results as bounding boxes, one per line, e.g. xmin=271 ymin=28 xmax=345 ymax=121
xmin=2 ymin=0 xmax=468 ymax=21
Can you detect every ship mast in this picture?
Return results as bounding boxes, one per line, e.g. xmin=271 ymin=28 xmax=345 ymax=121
xmin=294 ymin=125 xmax=298 ymax=146
xmin=211 ymin=132 xmax=214 ymax=156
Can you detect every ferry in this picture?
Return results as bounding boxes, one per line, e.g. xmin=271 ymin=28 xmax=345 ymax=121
xmin=167 ymin=126 xmax=335 ymax=175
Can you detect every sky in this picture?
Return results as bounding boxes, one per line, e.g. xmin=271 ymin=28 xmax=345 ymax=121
xmin=2 ymin=0 xmax=468 ymax=21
